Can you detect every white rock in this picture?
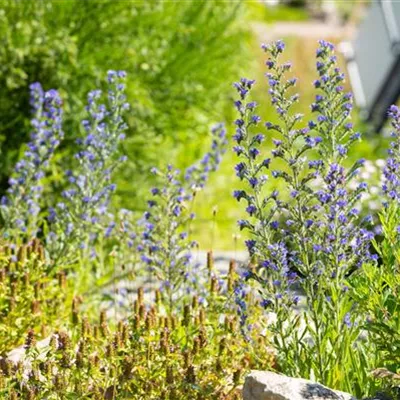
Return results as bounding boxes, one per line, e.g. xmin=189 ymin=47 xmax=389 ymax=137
xmin=243 ymin=370 xmax=357 ymax=400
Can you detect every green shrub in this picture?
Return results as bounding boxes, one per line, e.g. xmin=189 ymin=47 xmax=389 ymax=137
xmin=0 ymin=0 xmax=247 ymax=207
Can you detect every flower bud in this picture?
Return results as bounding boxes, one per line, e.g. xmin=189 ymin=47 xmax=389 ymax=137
xmin=26 ymin=388 xmax=35 ymax=400
xmin=100 ymin=322 xmax=109 ymax=338
xmin=199 ymin=309 xmax=205 ymax=326
xmin=100 ymin=310 xmax=107 ymax=325
xmin=166 ymin=365 xmax=174 ymax=384
xmin=25 ymin=329 xmax=36 ymax=349
xmin=210 ymin=276 xmax=218 ymax=293
xmin=192 ymin=295 xmax=198 ymax=309
xmin=10 ymin=282 xmax=17 ymax=297
xmin=57 ymin=271 xmax=66 ymax=289
xmin=81 ymin=318 xmax=91 ymax=338
xmin=183 ymin=304 xmax=191 ymax=327
xmin=185 ymin=365 xmax=196 ymax=384
xmin=139 ymin=304 xmax=146 ymax=320
xmin=57 ymin=331 xmax=70 ymax=351
xmin=23 ymin=272 xmax=29 ymax=287
xmin=133 ymin=314 xmax=140 ymax=330
xmin=183 ymin=350 xmax=190 ymax=369
xmin=72 ymin=297 xmax=80 ymax=325
xmin=233 ymin=368 xmax=242 ymax=386
xmin=38 ymin=245 xmax=45 ymax=263
xmin=145 ymin=314 xmax=152 ymax=331
xmin=49 ymin=335 xmax=57 ymax=351
xmin=137 ymin=287 xmax=144 ymax=305
xmin=76 ymin=351 xmax=84 ymax=369
xmin=31 ymin=300 xmax=40 ymax=314
xmin=155 ymin=289 xmax=161 ymax=304
xmin=32 ymin=238 xmax=40 ymax=254
xmin=192 ymin=337 xmax=200 ymax=356
xmin=17 ymin=245 xmax=27 ymax=266
xmin=216 ymin=358 xmax=223 ymax=373
xmin=8 ymin=296 xmax=15 ymax=312
xmin=219 ymin=338 xmax=227 ymax=355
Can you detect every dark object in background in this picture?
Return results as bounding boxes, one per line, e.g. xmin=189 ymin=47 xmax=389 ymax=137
xmin=362 ymin=392 xmax=396 ymax=400
xmin=343 ymin=0 xmax=400 ymax=132
xmin=281 ymin=0 xmax=307 ymax=7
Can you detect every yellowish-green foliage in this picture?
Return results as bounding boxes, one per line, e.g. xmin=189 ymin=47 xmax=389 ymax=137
xmin=0 ymin=0 xmax=247 ymax=209
xmin=0 ymin=241 xmax=72 ymax=353
xmin=0 ymin=255 xmax=274 ymax=399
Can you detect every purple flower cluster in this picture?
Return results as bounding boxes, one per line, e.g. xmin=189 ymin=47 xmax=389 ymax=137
xmin=383 ymin=105 xmax=400 ymax=201
xmin=307 ymin=40 xmax=375 ymax=274
xmin=309 ymin=162 xmax=375 ymax=275
xmin=232 ymin=78 xmax=274 ymax=252
xmin=185 ymin=123 xmax=228 ymax=189
xmin=234 ymin=277 xmax=252 ymax=339
xmin=232 ymin=55 xmax=303 ymax=313
xmin=137 ymin=125 xmax=227 ymax=307
xmin=232 ymin=40 xmax=376 ymax=337
xmin=1 ymin=83 xmax=63 ymax=237
xmin=309 ymin=40 xmax=360 ymax=160
xmin=47 ymin=71 xmax=129 ymax=261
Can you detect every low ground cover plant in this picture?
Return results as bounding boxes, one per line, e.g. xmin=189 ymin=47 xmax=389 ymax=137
xmin=0 ymin=276 xmax=273 ymax=399
xmin=1 ymin=36 xmax=400 ymax=400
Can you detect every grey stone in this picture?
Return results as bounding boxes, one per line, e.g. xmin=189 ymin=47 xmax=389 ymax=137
xmin=243 ymin=370 xmax=357 ymax=400
xmin=362 ymin=394 xmax=394 ymax=400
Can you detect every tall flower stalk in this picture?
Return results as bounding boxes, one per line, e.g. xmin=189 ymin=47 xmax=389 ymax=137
xmin=382 ymin=105 xmax=400 ymax=202
xmin=233 ymin=40 xmax=376 ymax=395
xmin=0 ymin=83 xmax=63 ymax=240
xmin=347 ymin=105 xmax=400 ymax=398
xmin=47 ymin=71 xmax=129 ymax=266
xmin=138 ymin=124 xmax=227 ymax=309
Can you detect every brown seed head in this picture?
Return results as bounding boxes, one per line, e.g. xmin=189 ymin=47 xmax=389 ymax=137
xmin=166 ymin=365 xmax=174 ymax=384
xmin=185 ymin=365 xmax=196 ymax=384
xmin=31 ymin=300 xmax=40 ymax=314
xmin=25 ymin=329 xmax=36 ymax=349
xmin=100 ymin=310 xmax=107 ymax=325
xmin=17 ymin=245 xmax=27 ymax=266
xmin=57 ymin=271 xmax=66 ymax=289
xmin=137 ymin=287 xmax=144 ymax=305
xmin=233 ymin=368 xmax=242 ymax=386
xmin=183 ymin=304 xmax=191 ymax=327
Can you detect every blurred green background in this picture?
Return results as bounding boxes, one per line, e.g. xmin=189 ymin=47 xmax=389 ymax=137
xmin=0 ymin=0 xmax=386 ymax=250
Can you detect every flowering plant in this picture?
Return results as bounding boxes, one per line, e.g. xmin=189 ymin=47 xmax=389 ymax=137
xmin=0 ymin=62 xmax=274 ymax=400
xmin=233 ymin=40 xmax=376 ymax=395
xmin=351 ymin=105 xmax=400 ymax=397
xmin=6 ymin=28 xmax=400 ymax=399
xmin=0 ymin=72 xmax=130 ymax=352
xmin=46 ymin=70 xmax=129 ymax=266
xmin=138 ymin=124 xmax=228 ymax=309
xmin=0 ymin=84 xmax=63 ymax=240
